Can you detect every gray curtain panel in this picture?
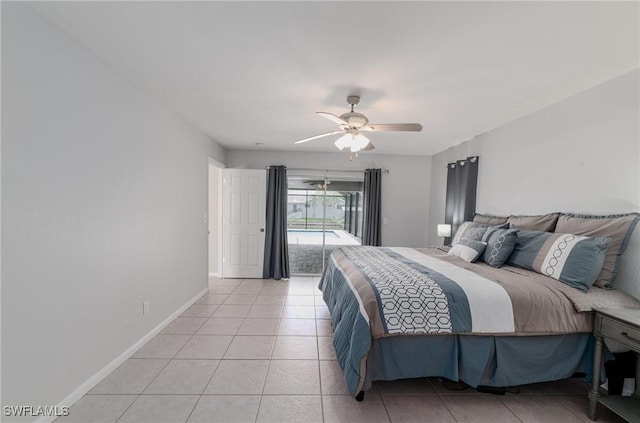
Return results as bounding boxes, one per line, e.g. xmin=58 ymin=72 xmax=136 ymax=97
xmin=362 ymin=168 xmax=382 ymax=246
xmin=444 ymin=156 xmax=479 ymax=245
xmin=263 ymin=165 xmax=290 ymax=279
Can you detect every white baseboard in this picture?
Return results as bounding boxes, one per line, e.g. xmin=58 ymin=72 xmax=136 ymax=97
xmin=36 ymin=287 xmax=209 ymax=423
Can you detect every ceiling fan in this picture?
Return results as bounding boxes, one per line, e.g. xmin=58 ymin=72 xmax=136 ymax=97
xmin=294 ymin=95 xmax=423 ymax=157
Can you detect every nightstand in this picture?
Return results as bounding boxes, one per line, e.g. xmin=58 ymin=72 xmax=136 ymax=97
xmin=589 ymin=308 xmax=640 ymax=422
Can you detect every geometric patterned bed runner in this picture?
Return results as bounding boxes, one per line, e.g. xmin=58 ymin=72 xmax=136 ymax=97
xmin=339 ymin=246 xmax=453 ymax=334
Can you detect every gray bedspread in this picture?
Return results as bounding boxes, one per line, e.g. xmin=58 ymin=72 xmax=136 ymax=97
xmin=318 ymin=246 xmax=640 ymax=396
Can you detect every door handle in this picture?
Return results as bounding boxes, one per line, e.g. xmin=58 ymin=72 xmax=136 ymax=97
xmin=260 ymin=228 xmax=265 ymax=232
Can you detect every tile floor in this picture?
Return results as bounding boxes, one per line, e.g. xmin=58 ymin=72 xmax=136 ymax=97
xmin=57 ymin=277 xmax=626 ymax=423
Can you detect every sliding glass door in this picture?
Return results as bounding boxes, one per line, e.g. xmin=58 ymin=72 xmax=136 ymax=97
xmin=287 ymin=175 xmax=363 ymax=275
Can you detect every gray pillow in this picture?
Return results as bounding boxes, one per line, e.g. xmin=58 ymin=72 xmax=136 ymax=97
xmin=451 ymin=222 xmax=489 ymax=246
xmin=555 ymin=213 xmax=639 ymax=289
xmin=448 ymin=238 xmax=487 ymax=263
xmin=451 ymin=221 xmax=509 ymax=246
xmin=464 ymin=227 xmax=489 ymax=242
xmin=507 ymin=213 xmax=560 ymax=232
xmin=473 ymin=213 xmax=509 ymax=226
xmin=507 ymin=227 xmax=610 ymax=292
xmin=480 ymin=228 xmax=517 ymax=268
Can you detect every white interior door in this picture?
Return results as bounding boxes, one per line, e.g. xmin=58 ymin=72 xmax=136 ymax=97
xmin=222 ymin=169 xmax=266 ymax=278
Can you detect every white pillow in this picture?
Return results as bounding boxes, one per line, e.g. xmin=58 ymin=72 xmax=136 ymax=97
xmin=448 ymin=238 xmax=487 ymax=263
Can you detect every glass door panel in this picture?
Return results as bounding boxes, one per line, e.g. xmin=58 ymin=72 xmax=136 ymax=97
xmin=287 ymin=177 xmax=363 ymax=275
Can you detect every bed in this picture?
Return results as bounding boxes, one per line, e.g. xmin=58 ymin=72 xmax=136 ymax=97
xmin=318 ymin=245 xmax=640 ymax=399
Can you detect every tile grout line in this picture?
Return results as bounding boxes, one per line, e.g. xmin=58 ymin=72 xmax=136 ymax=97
xmin=113 ymin=326 xmax=199 ymax=422
xmin=99 ymin=277 xmax=334 ymax=422
xmin=495 ymin=396 xmax=526 ymax=423
xmin=170 ymin=281 xmax=245 ymax=421
xmin=313 ymin=275 xmax=328 ymax=422
xmin=254 ymin=283 xmax=284 ymax=423
xmin=435 ymin=386 xmax=470 ymax=423
xmin=374 ymin=384 xmax=393 ymax=423
xmin=548 ymin=395 xmax=588 ymax=422
xmin=131 ymin=310 xmax=214 ymax=422
xmin=113 ymin=396 xmax=138 ymax=423
xmin=183 ymin=396 xmax=202 ymax=423
xmin=68 ymin=280 xmax=252 ymax=422
xmin=315 ymin=310 xmax=326 ymax=423
xmin=119 ymin=302 xmax=218 ymax=421
xmin=184 ymin=342 xmax=225 ymax=423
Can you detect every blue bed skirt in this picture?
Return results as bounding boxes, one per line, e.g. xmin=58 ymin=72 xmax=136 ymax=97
xmin=362 ymin=333 xmax=594 ymax=391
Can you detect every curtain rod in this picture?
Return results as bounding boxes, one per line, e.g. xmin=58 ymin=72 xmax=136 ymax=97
xmin=268 ymin=166 xmax=389 ymax=174
xmin=446 ymin=156 xmax=479 ymax=168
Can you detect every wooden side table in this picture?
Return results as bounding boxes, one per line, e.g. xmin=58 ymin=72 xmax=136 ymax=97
xmin=589 ymin=308 xmax=640 ymax=421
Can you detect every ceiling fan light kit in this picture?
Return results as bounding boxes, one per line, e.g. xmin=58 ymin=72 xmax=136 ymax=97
xmin=334 ymin=130 xmax=371 ymax=152
xmin=294 ymin=95 xmax=423 ymax=159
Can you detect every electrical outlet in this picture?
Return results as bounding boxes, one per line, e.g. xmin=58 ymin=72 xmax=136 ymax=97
xmin=383 ymin=218 xmax=389 ymax=225
xmin=142 ymin=301 xmax=150 ymax=315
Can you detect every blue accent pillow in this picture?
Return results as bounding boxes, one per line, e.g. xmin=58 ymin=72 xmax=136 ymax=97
xmin=480 ymin=228 xmax=517 ymax=268
xmin=507 ymin=227 xmax=610 ymax=292
xmin=448 ymin=238 xmax=487 ymax=263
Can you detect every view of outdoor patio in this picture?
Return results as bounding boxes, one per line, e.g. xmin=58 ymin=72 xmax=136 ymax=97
xmin=287 ymin=185 xmax=362 ymax=274
xmin=287 ymin=192 xmax=348 ymax=230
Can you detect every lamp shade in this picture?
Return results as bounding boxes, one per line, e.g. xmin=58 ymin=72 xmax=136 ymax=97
xmin=437 ymin=224 xmax=452 ymax=237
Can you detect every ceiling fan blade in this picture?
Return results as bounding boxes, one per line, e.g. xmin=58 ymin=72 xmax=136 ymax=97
xmin=363 ymin=141 xmax=375 ymax=151
xmin=317 ymin=112 xmax=349 ymax=127
xmin=294 ymin=131 xmax=344 ymax=144
xmin=361 ymin=123 xmax=423 ymax=132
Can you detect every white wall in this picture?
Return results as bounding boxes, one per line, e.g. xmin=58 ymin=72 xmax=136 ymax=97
xmin=427 ymin=69 xmax=640 ymax=298
xmin=226 ymin=150 xmax=432 ymax=248
xmin=1 ymin=3 xmax=226 ymax=418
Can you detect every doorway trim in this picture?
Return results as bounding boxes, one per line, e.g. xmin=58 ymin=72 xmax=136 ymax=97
xmin=208 ymin=158 xmax=225 ymax=278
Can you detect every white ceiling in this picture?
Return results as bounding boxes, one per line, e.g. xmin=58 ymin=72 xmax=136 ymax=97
xmin=31 ymin=1 xmax=639 ymax=156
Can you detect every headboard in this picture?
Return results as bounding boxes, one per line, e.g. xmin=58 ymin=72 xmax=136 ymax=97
xmin=616 ymin=227 xmax=640 ymax=300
